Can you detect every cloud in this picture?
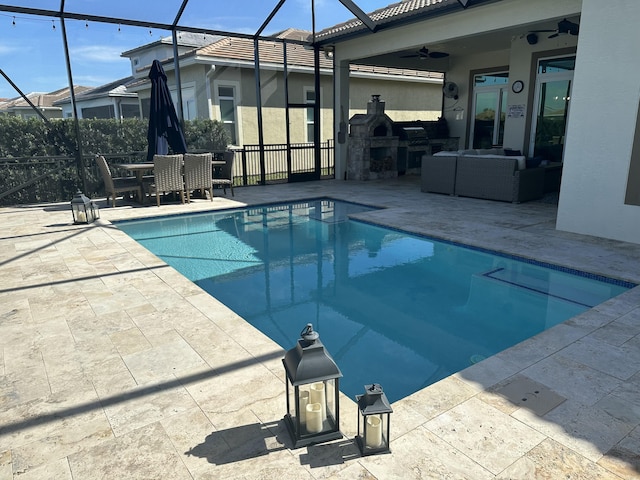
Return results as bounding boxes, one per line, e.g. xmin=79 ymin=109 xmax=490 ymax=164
xmin=70 ymin=45 xmax=127 ymax=63
xmin=0 ymin=44 xmax=24 ymax=56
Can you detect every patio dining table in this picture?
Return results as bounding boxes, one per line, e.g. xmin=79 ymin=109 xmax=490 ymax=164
xmin=115 ymin=160 xmax=226 ymax=182
xmin=114 ymin=160 xmax=227 ymax=203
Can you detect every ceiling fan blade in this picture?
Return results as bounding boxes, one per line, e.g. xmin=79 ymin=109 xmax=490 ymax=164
xmin=558 ymin=18 xmax=579 ymax=32
xmin=400 ymin=46 xmax=448 ymax=60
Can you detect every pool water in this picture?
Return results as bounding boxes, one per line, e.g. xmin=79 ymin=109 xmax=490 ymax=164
xmin=116 ymin=199 xmax=633 ymax=403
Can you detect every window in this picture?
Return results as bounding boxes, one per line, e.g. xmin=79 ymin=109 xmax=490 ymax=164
xmin=81 ymin=105 xmax=115 ymax=119
xmin=470 ymin=72 xmax=508 ymax=148
xmin=121 ymin=103 xmax=140 ymax=119
xmin=305 ymin=88 xmax=316 ymax=143
xmin=217 ymin=85 xmax=237 ymax=144
xmin=170 ymin=85 xmax=196 ymax=121
xmin=141 ymin=98 xmax=150 ymax=119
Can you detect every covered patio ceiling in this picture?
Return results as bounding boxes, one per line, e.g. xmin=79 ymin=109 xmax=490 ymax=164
xmin=334 ymin=16 xmax=580 ymax=72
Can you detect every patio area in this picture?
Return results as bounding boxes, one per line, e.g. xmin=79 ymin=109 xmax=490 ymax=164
xmin=1 ymin=176 xmax=639 ymax=479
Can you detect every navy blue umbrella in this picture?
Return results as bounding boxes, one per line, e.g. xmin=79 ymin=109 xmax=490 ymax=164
xmin=146 ymin=60 xmax=187 ymax=161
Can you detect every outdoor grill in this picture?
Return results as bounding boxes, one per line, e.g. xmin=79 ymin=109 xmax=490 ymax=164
xmin=393 ymin=121 xmax=430 ymax=175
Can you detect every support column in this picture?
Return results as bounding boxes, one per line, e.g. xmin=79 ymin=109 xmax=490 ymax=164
xmin=333 ymin=58 xmax=350 ymax=180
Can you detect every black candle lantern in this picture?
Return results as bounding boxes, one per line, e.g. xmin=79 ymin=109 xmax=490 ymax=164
xmin=71 ymin=190 xmax=99 ymax=224
xmin=355 ymin=383 xmax=393 ymax=455
xmin=282 ymin=323 xmax=343 ymax=448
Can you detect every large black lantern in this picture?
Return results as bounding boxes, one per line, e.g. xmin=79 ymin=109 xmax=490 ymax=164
xmin=355 ymin=383 xmax=393 ymax=455
xmin=283 ymin=323 xmax=343 ymax=448
xmin=71 ymin=190 xmax=99 ymax=224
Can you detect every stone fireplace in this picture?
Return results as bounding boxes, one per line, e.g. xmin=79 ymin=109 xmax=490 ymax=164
xmin=347 ymin=95 xmax=399 ymax=180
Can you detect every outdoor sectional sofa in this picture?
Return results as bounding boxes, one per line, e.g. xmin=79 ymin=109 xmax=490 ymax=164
xmin=421 ymin=148 xmax=545 ymax=203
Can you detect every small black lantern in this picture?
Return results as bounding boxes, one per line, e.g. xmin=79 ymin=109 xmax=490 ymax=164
xmin=355 ymin=383 xmax=393 ymax=455
xmin=71 ymin=190 xmax=99 ymax=224
xmin=283 ymin=323 xmax=343 ymax=448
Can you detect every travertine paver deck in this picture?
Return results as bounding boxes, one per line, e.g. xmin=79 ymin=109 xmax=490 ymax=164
xmin=1 ymin=176 xmax=639 ymax=479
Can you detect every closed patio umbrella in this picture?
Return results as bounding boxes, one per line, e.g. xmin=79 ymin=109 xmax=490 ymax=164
xmin=146 ymin=60 xmax=187 ymax=161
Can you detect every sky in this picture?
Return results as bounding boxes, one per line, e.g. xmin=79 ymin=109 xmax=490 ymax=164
xmin=0 ymin=0 xmax=393 ymax=99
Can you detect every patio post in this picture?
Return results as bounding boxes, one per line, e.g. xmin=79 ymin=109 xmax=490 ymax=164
xmin=59 ymin=15 xmax=88 ymax=193
xmin=253 ymin=37 xmax=266 ymax=185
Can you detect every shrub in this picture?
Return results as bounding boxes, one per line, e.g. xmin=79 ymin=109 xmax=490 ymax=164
xmin=0 ymin=117 xmax=230 ymax=205
xmin=0 ymin=116 xmax=229 ymax=157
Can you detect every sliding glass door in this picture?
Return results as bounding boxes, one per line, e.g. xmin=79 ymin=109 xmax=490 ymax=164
xmin=529 ymin=57 xmax=575 ymax=162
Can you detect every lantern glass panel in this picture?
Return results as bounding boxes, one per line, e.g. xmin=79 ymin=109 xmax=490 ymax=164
xmin=361 ymin=413 xmax=388 ymax=451
xmin=89 ymin=201 xmax=100 ymax=221
xmin=73 ymin=204 xmax=88 ymax=224
xmin=325 ymin=379 xmax=336 ymax=424
xmin=286 ymin=382 xmax=305 ymax=437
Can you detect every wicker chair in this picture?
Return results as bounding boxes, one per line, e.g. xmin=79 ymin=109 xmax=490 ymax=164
xmin=95 ymin=155 xmax=143 ymax=207
xmin=212 ymin=150 xmax=235 ymax=196
xmin=151 ymin=154 xmax=185 ymax=207
xmin=184 ymin=153 xmax=213 ymax=202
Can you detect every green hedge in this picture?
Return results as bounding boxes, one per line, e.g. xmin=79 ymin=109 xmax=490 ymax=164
xmin=0 ymin=116 xmax=230 ymax=205
xmin=0 ymin=116 xmax=229 ymax=157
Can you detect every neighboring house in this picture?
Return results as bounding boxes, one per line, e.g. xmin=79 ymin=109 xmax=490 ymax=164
xmin=121 ymin=31 xmax=222 ymax=80
xmin=53 ymin=77 xmax=141 ymax=120
xmin=0 ymin=85 xmax=91 ymax=119
xmin=316 ymin=0 xmax=640 ymax=245
xmin=52 ymin=32 xmax=222 ymax=121
xmin=122 ymin=29 xmax=444 ymax=147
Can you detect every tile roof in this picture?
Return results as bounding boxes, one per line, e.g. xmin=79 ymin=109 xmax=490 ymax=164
xmin=52 ymin=77 xmax=138 ymax=106
xmin=316 ymin=0 xmax=459 ymax=42
xmin=196 ymin=30 xmax=329 ymax=70
xmin=0 ymin=85 xmax=92 ymax=110
xmin=121 ymin=32 xmax=222 ymax=57
xmin=195 ymin=29 xmax=442 ymax=80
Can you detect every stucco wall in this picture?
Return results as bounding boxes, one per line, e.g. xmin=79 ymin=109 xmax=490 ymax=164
xmin=556 ymin=0 xmax=640 ymax=243
xmin=349 ymin=77 xmax=442 ymax=122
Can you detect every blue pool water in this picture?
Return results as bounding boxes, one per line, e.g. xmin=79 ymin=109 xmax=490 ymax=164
xmin=116 ymin=199 xmax=633 ymax=403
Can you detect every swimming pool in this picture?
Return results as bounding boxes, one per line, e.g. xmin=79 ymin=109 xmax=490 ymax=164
xmin=116 ymin=199 xmax=633 ymax=402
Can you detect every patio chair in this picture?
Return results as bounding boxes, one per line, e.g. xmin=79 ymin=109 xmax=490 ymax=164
xmin=151 ymin=154 xmax=185 ymax=207
xmin=212 ymin=150 xmax=235 ymax=196
xmin=184 ymin=153 xmax=213 ymax=202
xmin=95 ymin=155 xmax=143 ymax=207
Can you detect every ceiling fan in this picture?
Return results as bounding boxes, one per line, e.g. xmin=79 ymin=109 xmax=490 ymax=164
xmin=400 ymin=46 xmax=449 ymax=60
xmin=531 ymin=18 xmax=579 ymax=39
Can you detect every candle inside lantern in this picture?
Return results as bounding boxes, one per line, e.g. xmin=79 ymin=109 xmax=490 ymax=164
xmin=76 ymin=209 xmax=87 ymax=223
xmin=299 ymin=390 xmax=309 ymax=427
xmin=310 ymin=382 xmax=326 ymax=421
xmin=365 ymin=415 xmax=382 ymax=448
xmin=306 ymin=402 xmax=323 ymax=433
